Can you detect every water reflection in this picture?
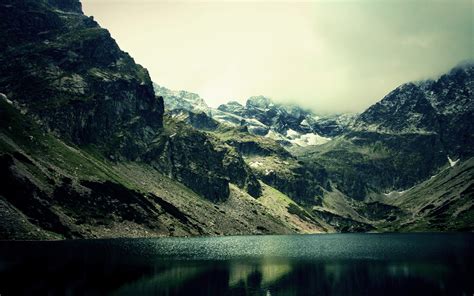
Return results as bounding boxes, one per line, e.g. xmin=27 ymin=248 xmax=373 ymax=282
xmin=0 ymin=234 xmax=472 ymax=295
xmin=112 ymin=264 xmax=210 ymax=295
xmin=108 ymin=259 xmax=471 ymax=295
xmin=228 ymin=259 xmax=292 ymax=287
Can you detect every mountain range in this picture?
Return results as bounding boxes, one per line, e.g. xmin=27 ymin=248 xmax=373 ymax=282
xmin=0 ymin=0 xmax=472 ymax=239
xmin=155 ymin=84 xmax=356 ymax=147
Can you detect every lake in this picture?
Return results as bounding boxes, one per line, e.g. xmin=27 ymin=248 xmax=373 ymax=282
xmin=0 ymin=233 xmax=472 ymax=295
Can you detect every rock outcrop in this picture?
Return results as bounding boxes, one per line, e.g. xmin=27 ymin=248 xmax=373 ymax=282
xmin=301 ymin=63 xmax=474 ymax=200
xmin=354 ymin=63 xmax=474 ymax=159
xmin=0 ymin=0 xmax=264 ymax=203
xmin=0 ymin=0 xmax=164 ymax=160
xmin=1 ymin=0 xmax=472 ymax=238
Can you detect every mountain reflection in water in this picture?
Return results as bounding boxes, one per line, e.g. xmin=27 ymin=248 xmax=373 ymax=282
xmin=0 ymin=233 xmax=472 ymax=295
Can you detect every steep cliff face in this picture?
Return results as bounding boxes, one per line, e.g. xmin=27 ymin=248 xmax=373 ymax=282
xmin=144 ymin=117 xmax=262 ymax=201
xmin=298 ymin=63 xmax=474 ymax=201
xmin=0 ymin=0 xmax=164 ymax=160
xmin=0 ymin=95 xmax=308 ymax=239
xmin=354 ymin=63 xmax=474 ymax=159
xmin=0 ymin=0 xmax=265 ymax=203
xmin=156 ymin=85 xmax=354 ymax=149
xmin=217 ymin=96 xmax=355 ymax=143
xmin=1 ymin=0 xmax=472 ymax=238
xmin=153 ymin=108 xmax=330 ymax=204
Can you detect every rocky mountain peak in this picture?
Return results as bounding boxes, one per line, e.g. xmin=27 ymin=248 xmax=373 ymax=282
xmin=1 ymin=0 xmax=264 ymax=204
xmin=217 ymin=100 xmax=245 ymax=115
xmin=0 ymin=0 xmax=164 ymax=159
xmin=246 ymin=96 xmax=273 ymax=109
xmin=154 ymin=83 xmax=210 ymax=114
xmin=2 ymin=1 xmax=473 ymax=241
xmin=354 ymin=63 xmax=473 ymax=138
xmin=162 ymin=87 xmax=355 ymax=147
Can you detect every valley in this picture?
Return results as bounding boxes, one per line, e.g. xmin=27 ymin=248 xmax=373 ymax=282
xmin=0 ymin=0 xmax=472 ymax=240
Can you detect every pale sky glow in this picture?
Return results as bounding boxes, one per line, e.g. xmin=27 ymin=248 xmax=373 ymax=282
xmin=82 ymin=0 xmax=473 ymax=113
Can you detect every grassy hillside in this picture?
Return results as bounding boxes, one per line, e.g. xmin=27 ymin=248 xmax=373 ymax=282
xmin=0 ymin=100 xmax=333 ymax=239
xmin=381 ymin=158 xmax=474 ymax=231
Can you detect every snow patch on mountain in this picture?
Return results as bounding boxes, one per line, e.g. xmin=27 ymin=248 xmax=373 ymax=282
xmin=249 ymin=161 xmax=264 ymax=168
xmin=154 ymin=83 xmax=211 ymax=115
xmin=383 ymin=190 xmax=406 ymax=198
xmin=265 ymin=130 xmax=287 ymax=141
xmin=289 ymin=133 xmax=331 ymax=147
xmin=448 ymin=156 xmax=460 ymax=167
xmin=155 ymin=83 xmax=354 ymax=149
xmin=300 ymin=119 xmax=310 ymax=127
xmin=286 ymin=129 xmax=300 ymax=139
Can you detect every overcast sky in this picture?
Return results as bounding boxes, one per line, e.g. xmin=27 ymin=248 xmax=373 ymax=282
xmin=81 ymin=0 xmax=473 ymax=113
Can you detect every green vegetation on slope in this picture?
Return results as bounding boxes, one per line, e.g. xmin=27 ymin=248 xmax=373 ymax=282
xmin=0 ymin=100 xmax=318 ymax=239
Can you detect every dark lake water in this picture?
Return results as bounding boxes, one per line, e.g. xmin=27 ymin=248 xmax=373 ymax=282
xmin=0 ymin=233 xmax=472 ymax=295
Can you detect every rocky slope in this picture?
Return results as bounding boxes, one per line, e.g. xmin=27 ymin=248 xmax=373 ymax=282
xmin=0 ymin=0 xmax=472 ymax=239
xmin=145 ymin=115 xmax=263 ymax=200
xmin=162 ymin=63 xmax=474 ymax=232
xmin=154 ymin=83 xmax=210 ymax=115
xmin=298 ymin=63 xmax=474 ymax=201
xmin=0 ymin=0 xmax=164 ymax=159
xmin=0 ymin=0 xmax=268 ymax=203
xmin=354 ymin=63 xmax=473 ymax=159
xmin=0 ymin=0 xmax=329 ymax=239
xmin=161 ymin=108 xmax=332 ymax=205
xmin=154 ymin=85 xmax=356 ymax=148
xmin=0 ymin=89 xmax=329 ymax=239
xmin=381 ymin=157 xmax=473 ymax=231
xmin=217 ymin=96 xmax=355 ymax=139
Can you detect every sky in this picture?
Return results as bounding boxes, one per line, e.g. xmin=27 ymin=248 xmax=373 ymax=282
xmin=81 ymin=0 xmax=473 ymax=113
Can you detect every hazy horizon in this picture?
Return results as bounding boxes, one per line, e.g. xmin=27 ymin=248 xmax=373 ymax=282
xmin=82 ymin=0 xmax=473 ymax=113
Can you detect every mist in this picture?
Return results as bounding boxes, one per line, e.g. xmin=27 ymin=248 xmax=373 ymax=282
xmin=82 ymin=0 xmax=473 ymax=113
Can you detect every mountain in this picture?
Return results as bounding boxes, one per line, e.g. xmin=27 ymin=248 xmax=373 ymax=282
xmin=0 ymin=0 xmax=330 ymax=239
xmin=0 ymin=0 xmax=274 ymax=203
xmin=381 ymin=157 xmax=473 ymax=231
xmin=1 ymin=0 xmax=472 ymax=239
xmin=152 ymin=63 xmax=474 ymax=232
xmin=154 ymin=84 xmax=210 ymax=115
xmin=218 ymin=96 xmax=355 ymax=138
xmin=154 ymin=86 xmax=356 ymax=148
xmin=298 ymin=62 xmax=474 ymax=201
xmin=0 ymin=0 xmax=163 ymax=158
xmin=156 ymin=107 xmax=332 ymax=206
xmin=354 ymin=63 xmax=474 ymax=159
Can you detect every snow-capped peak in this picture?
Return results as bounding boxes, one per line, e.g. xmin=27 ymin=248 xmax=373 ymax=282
xmin=154 ymin=83 xmax=210 ymax=114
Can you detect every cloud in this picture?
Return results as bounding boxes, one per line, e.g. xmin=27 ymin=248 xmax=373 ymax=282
xmin=82 ymin=0 xmax=473 ymax=113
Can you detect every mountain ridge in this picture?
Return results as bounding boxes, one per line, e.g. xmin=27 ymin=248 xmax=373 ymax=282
xmin=0 ymin=0 xmax=472 ymax=239
xmin=155 ymin=62 xmax=473 ymax=231
xmin=155 ymin=84 xmax=356 ymax=149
